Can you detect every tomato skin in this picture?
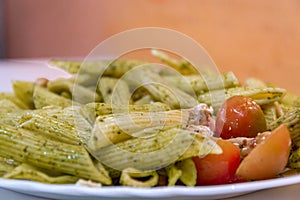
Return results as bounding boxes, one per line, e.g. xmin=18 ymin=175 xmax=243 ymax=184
xmin=193 ymin=139 xmax=240 ymax=185
xmin=215 ymin=96 xmax=267 ymax=139
xmin=236 ymin=124 xmax=291 ymax=180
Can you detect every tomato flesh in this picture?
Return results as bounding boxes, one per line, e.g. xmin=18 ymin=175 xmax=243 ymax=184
xmin=236 ymin=124 xmax=291 ymax=180
xmin=215 ymin=96 xmax=267 ymax=139
xmin=193 ymin=139 xmax=241 ymax=185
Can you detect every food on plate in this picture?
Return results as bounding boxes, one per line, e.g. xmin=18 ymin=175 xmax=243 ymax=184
xmin=0 ymin=50 xmax=300 ymax=187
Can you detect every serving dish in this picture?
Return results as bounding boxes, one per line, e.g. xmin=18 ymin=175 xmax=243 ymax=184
xmin=1 ymin=60 xmax=300 ymax=200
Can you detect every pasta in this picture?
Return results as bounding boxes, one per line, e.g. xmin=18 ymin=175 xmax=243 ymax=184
xmin=89 ymin=127 xmax=221 ymax=171
xmin=3 ymin=163 xmax=79 ymax=184
xmin=33 ymin=86 xmax=76 ymax=109
xmin=119 ymin=168 xmax=159 ymax=187
xmin=0 ymin=93 xmax=29 ymax=109
xmin=85 ymin=102 xmax=170 ymax=117
xmin=47 ymin=78 xmax=102 ymax=104
xmin=12 ymin=80 xmax=35 ymax=109
xmin=18 ymin=106 xmax=92 ymax=145
xmin=165 ymin=164 xmax=182 ymax=186
xmin=162 ymin=71 xmax=240 ymax=95
xmin=151 ymin=49 xmax=198 ymax=75
xmin=122 ymin=67 xmax=198 ymax=109
xmin=176 ymin=158 xmax=197 ymax=186
xmin=0 ymin=156 xmax=18 ymax=176
xmin=0 ymin=124 xmax=111 ymax=184
xmin=1 ymin=49 xmax=300 ymax=188
xmin=49 ymin=59 xmax=145 ymax=86
xmin=198 ymin=86 xmax=286 ymax=111
xmin=97 ymin=77 xmax=131 ymax=105
xmin=90 ymin=110 xmax=189 ymax=148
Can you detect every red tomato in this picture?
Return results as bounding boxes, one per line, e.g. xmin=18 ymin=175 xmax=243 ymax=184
xmin=193 ymin=139 xmax=241 ymax=185
xmin=215 ymin=96 xmax=267 ymax=139
xmin=236 ymin=124 xmax=291 ymax=180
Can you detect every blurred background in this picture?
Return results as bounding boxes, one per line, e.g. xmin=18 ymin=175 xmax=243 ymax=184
xmin=1 ymin=0 xmax=300 ymax=93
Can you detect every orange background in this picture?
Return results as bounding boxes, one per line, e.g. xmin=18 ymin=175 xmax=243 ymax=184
xmin=3 ymin=0 xmax=300 ymax=93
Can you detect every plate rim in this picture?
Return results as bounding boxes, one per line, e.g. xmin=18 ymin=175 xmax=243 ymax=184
xmin=1 ymin=174 xmax=300 ymax=198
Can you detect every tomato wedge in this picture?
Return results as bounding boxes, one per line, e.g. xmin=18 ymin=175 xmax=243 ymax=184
xmin=236 ymin=124 xmax=291 ymax=180
xmin=193 ymin=139 xmax=241 ymax=185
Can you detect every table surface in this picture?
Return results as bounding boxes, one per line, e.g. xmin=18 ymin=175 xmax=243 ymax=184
xmin=1 ymin=59 xmax=300 ymax=200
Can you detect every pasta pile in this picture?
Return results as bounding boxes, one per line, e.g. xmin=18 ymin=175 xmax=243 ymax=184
xmin=1 ymin=50 xmax=300 ymax=187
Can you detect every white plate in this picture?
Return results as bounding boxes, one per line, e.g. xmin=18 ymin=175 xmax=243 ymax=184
xmin=0 ymin=59 xmax=71 ymax=92
xmin=1 ymin=175 xmax=300 ymax=200
xmin=1 ymin=60 xmax=300 ymax=199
